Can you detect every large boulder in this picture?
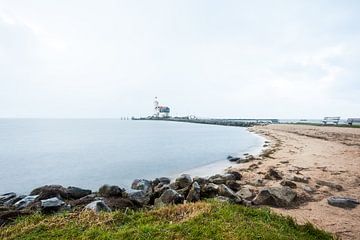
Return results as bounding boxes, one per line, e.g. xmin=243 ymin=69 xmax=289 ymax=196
xmin=209 ymin=174 xmax=236 ymax=185
xmin=252 ymin=186 xmax=297 ymax=207
xmin=327 ymin=197 xmax=359 ymax=209
xmin=128 ymin=190 xmax=151 ymax=206
xmin=14 ymin=195 xmax=38 ymax=210
xmin=0 ymin=192 xmax=16 ymax=204
xmin=153 ymin=183 xmax=170 ymax=199
xmin=201 ymin=183 xmax=220 ymax=198
xmin=186 ymin=182 xmax=201 ymax=202
xmin=98 ymin=185 xmax=124 ymax=197
xmin=218 ymin=184 xmax=238 ymax=200
xmin=235 ymin=186 xmax=256 ymax=200
xmin=85 ymin=200 xmax=111 ymax=213
xmin=4 ymin=195 xmax=26 ymax=207
xmin=30 ymin=185 xmax=69 ymax=200
xmin=40 ymin=197 xmax=67 ymax=213
xmin=154 ymin=189 xmax=184 ymax=207
xmin=175 ymin=174 xmax=192 ymax=189
xmin=104 ymin=197 xmax=135 ymax=210
xmin=67 ymin=187 xmax=92 ymax=199
xmin=131 ymin=179 xmax=152 ymax=193
xmin=152 ymin=177 xmax=171 ymax=187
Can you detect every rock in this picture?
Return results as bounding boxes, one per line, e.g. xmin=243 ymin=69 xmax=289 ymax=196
xmin=128 ymin=190 xmax=151 ymax=206
xmin=291 ymin=175 xmax=310 ymax=183
xmin=252 ymin=186 xmax=297 ymax=207
xmin=264 ymin=168 xmax=283 ymax=180
xmin=69 ymin=194 xmax=99 ymax=209
xmin=85 ymin=200 xmax=111 ymax=213
xmin=104 ymin=197 xmax=135 ymax=210
xmin=327 ymin=196 xmax=359 ymax=209
xmin=4 ymin=195 xmax=26 ymax=207
xmin=236 ymin=158 xmax=250 ymax=164
xmin=131 ymin=179 xmax=152 ymax=193
xmin=228 ymin=157 xmax=240 ymax=162
xmin=225 ymin=180 xmax=241 ymax=192
xmin=98 ymin=185 xmax=124 ymax=197
xmin=175 ymin=174 xmax=192 ymax=189
xmin=280 ymin=180 xmax=297 ymax=189
xmin=30 ymin=185 xmax=69 ymax=200
xmin=14 ymin=195 xmax=39 ymax=209
xmin=209 ymin=174 xmax=236 ymax=184
xmin=152 ymin=177 xmax=171 ymax=187
xmin=236 ymin=186 xmax=255 ymax=201
xmin=0 ymin=193 xmax=17 ymax=204
xmin=226 ymin=171 xmax=242 ymax=180
xmin=153 ymin=183 xmax=170 ymax=198
xmin=67 ymin=187 xmax=92 ymax=199
xmin=248 ymin=163 xmax=259 ymax=170
xmin=201 ymin=183 xmax=219 ymax=198
xmin=155 ymin=189 xmax=184 ymax=207
xmin=218 ymin=184 xmax=237 ymax=199
xmin=302 ymin=185 xmax=315 ymax=193
xmin=280 ymin=160 xmax=289 ymax=164
xmin=186 ymin=182 xmax=201 ymax=202
xmin=193 ymin=177 xmax=209 ymax=187
xmin=40 ymin=197 xmax=66 ymax=213
xmin=316 ymin=180 xmax=343 ymax=191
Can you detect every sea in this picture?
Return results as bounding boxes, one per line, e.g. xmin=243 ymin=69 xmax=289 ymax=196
xmin=0 ymin=119 xmax=265 ymax=194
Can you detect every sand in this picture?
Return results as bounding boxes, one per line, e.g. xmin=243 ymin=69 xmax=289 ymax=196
xmin=231 ymin=124 xmax=360 ymax=240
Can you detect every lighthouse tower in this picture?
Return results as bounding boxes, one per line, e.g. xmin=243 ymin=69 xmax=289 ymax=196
xmin=154 ymin=97 xmax=160 ymax=117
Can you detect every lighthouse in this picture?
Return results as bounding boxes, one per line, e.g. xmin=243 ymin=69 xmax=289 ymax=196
xmin=154 ymin=97 xmax=170 ymax=118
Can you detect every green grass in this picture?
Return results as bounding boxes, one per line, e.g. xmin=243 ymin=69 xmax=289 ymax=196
xmin=0 ymin=201 xmax=334 ymax=240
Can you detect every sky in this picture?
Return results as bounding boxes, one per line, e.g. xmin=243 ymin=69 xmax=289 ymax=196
xmin=0 ymin=0 xmax=359 ymax=119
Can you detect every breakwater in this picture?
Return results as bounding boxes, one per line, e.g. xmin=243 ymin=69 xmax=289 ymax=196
xmin=133 ymin=117 xmax=279 ymax=127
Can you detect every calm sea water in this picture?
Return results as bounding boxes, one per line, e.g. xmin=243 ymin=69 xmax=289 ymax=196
xmin=0 ymin=119 xmax=264 ymax=194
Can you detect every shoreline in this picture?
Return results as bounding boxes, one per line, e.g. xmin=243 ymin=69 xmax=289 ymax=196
xmin=232 ymin=124 xmax=360 ymax=240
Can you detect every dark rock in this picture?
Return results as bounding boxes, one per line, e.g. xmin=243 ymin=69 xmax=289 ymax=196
xmin=0 ymin=193 xmax=16 ymax=204
xmin=41 ymin=197 xmax=67 ymax=213
xmin=154 ymin=189 xmax=184 ymax=207
xmin=67 ymin=187 xmax=92 ymax=199
xmin=316 ymin=180 xmax=343 ymax=191
xmin=85 ymin=200 xmax=111 ymax=213
xmin=131 ymin=179 xmax=152 ymax=193
xmin=264 ymin=168 xmax=283 ymax=180
xmin=14 ymin=195 xmax=38 ymax=209
xmin=327 ymin=196 xmax=359 ymax=209
xmin=31 ymin=185 xmax=69 ymax=200
xmin=201 ymin=183 xmax=219 ymax=198
xmin=280 ymin=160 xmax=289 ymax=164
xmin=291 ymin=175 xmax=310 ymax=183
xmin=228 ymin=157 xmax=240 ymax=162
xmin=226 ymin=171 xmax=242 ymax=180
xmin=153 ymin=183 xmax=170 ymax=199
xmin=225 ymin=180 xmax=241 ymax=192
xmin=98 ymin=185 xmax=124 ymax=197
xmin=69 ymin=194 xmax=100 ymax=209
xmin=128 ymin=190 xmax=151 ymax=206
xmin=105 ymin=197 xmax=135 ymax=210
xmin=3 ymin=195 xmax=26 ymax=207
xmin=209 ymin=174 xmax=236 ymax=185
xmin=152 ymin=177 xmax=171 ymax=187
xmin=218 ymin=184 xmax=238 ymax=199
xmin=280 ymin=180 xmax=297 ymax=189
xmin=252 ymin=186 xmax=297 ymax=207
xmin=186 ymin=182 xmax=201 ymax=202
xmin=236 ymin=158 xmax=250 ymax=164
xmin=175 ymin=174 xmax=192 ymax=189
xmin=193 ymin=177 xmax=209 ymax=187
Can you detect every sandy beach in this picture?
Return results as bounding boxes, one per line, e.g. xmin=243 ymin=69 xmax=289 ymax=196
xmin=231 ymin=124 xmax=360 ymax=239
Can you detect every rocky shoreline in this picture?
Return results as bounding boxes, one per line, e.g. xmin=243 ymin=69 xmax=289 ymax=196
xmin=1 ymin=125 xmax=359 ymax=237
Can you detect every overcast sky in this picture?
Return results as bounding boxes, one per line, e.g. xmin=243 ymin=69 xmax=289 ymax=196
xmin=0 ymin=0 xmax=359 ymax=118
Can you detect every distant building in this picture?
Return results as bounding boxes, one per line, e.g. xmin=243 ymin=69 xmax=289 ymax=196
xmin=154 ymin=97 xmax=170 ymax=117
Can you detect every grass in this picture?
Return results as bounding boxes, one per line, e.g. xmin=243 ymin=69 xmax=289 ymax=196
xmin=0 ymin=201 xmax=334 ymax=240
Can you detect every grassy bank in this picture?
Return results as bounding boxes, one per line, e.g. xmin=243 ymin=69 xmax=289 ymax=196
xmin=0 ymin=201 xmax=333 ymax=240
